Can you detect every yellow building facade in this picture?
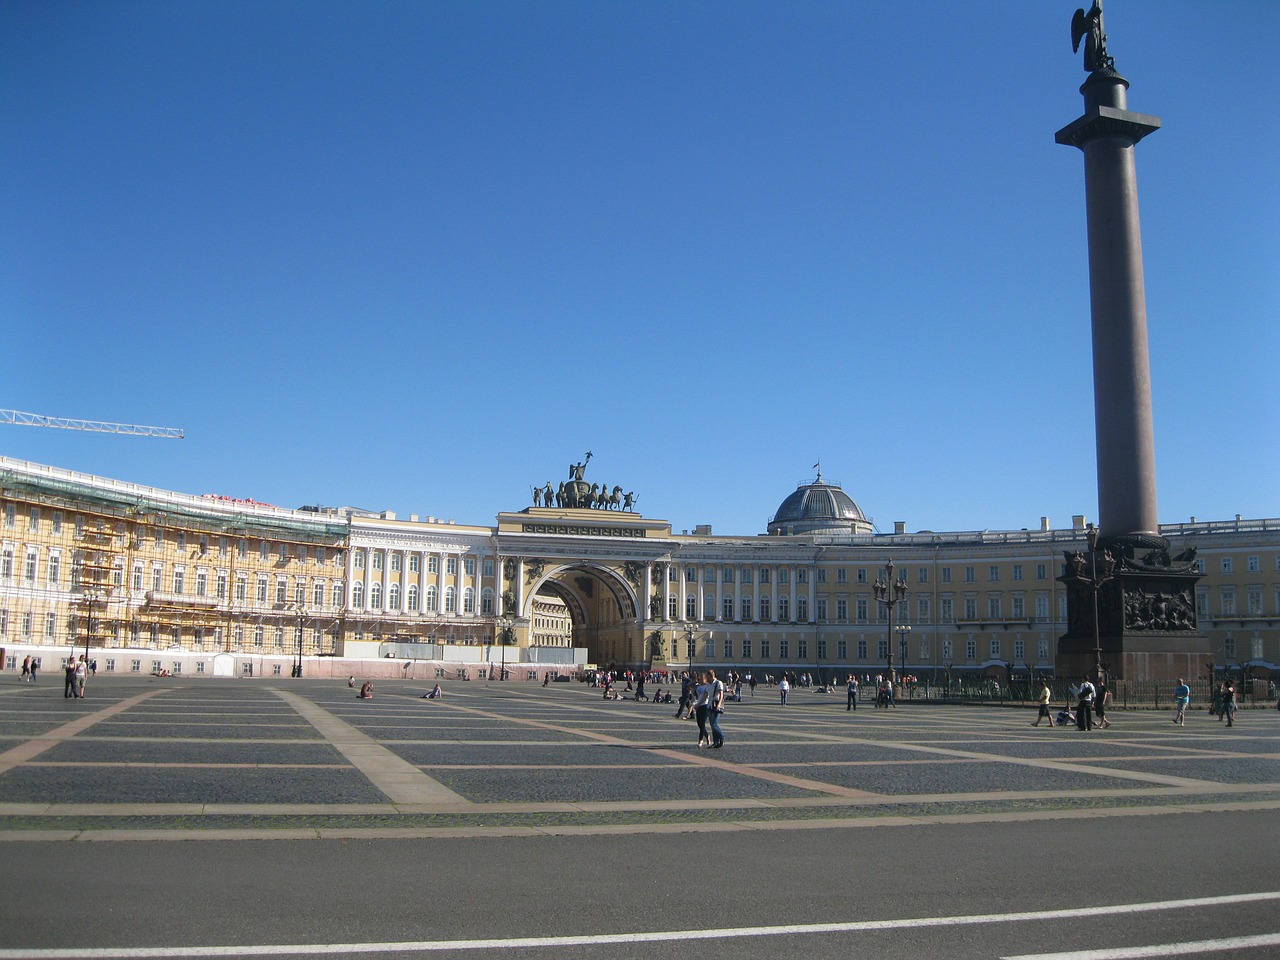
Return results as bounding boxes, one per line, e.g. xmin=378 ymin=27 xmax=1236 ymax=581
xmin=1 ymin=456 xmax=1276 ymax=684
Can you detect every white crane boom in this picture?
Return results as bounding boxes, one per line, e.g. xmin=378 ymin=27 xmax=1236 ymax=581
xmin=0 ymin=409 xmax=184 ymax=439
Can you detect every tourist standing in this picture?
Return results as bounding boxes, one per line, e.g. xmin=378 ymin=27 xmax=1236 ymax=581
xmin=1076 ymin=675 xmax=1096 ymax=731
xmin=846 ymin=674 xmax=859 ymax=711
xmin=778 ymin=676 xmax=790 ymax=706
xmin=1222 ymin=681 xmax=1237 ymax=727
xmin=64 ymin=658 xmax=77 ymax=699
xmin=74 ymin=656 xmax=87 ymax=698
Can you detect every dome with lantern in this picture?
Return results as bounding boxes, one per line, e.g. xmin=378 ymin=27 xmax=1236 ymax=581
xmin=767 ymin=470 xmax=874 ymax=536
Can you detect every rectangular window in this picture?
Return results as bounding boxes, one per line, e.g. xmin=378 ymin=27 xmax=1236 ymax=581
xmin=816 ymin=569 xmax=826 ymax=584
xmin=836 ymin=568 xmax=847 ymax=584
xmin=1012 ymin=595 xmax=1025 ymax=618
xmin=988 ymin=596 xmax=1001 ymax=619
xmin=741 ymin=638 xmax=752 ymax=659
xmin=837 ymin=598 xmax=848 ymax=621
xmin=428 ymin=556 xmax=438 ymax=574
xmin=723 ymin=638 xmax=732 ymax=658
xmin=796 ymin=568 xmax=807 ymax=584
xmin=816 ymin=639 xmax=827 ymax=659
xmin=877 ymin=639 xmax=888 ymax=660
xmin=465 ymin=558 xmax=476 ymax=576
xmin=856 ymin=598 xmax=868 ymax=621
xmin=760 ymin=640 xmax=771 ymax=659
xmin=964 ymin=597 xmax=978 ymax=619
xmin=47 ymin=554 xmax=60 ymax=584
xmin=390 ymin=553 xmax=401 ymax=572
xmin=989 ymin=565 xmax=1000 ymax=582
xmin=816 ymin=598 xmax=827 ymax=621
xmin=990 ymin=639 xmax=1001 ymax=659
xmin=779 ymin=639 xmax=789 ymax=659
xmin=857 ymin=639 xmax=867 ymax=660
xmin=965 ymin=639 xmax=976 ymax=660
xmin=837 ymin=640 xmax=847 ymax=660
xmin=964 ymin=566 xmax=976 ymax=582
xmin=723 ymin=568 xmax=733 ymax=583
xmin=195 ymin=570 xmax=207 ymax=597
xmin=1014 ymin=639 xmax=1024 ymax=660
xmin=941 ymin=567 xmax=952 ymax=584
xmin=1221 ymin=557 xmax=1232 ymax=574
xmin=759 ymin=568 xmax=770 ymax=584
xmin=1012 ymin=565 xmax=1023 ymax=581
xmin=276 ymin=579 xmax=288 ymax=604
xmin=447 ymin=557 xmax=458 ymax=575
xmin=797 ymin=639 xmax=808 ymax=660
xmin=1036 ymin=563 xmax=1047 ymax=580
xmin=1247 ymin=556 xmax=1260 ymax=573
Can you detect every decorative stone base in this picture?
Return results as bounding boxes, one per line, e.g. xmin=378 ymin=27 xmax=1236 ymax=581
xmin=1056 ymin=535 xmax=1208 ymax=682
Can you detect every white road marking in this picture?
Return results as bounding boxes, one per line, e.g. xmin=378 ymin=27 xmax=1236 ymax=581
xmin=0 ymin=891 xmax=1276 ymax=958
xmin=1003 ymin=932 xmax=1280 ymax=959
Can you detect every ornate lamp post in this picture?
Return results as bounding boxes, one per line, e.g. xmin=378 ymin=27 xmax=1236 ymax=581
xmin=498 ymin=615 xmax=515 ymax=681
xmin=873 ymin=560 xmax=909 ymax=686
xmin=685 ymin=622 xmax=696 ymax=677
xmin=1084 ymin=523 xmax=1116 ymax=684
xmin=895 ymin=624 xmax=912 ymax=687
xmin=291 ymin=604 xmax=306 ymax=678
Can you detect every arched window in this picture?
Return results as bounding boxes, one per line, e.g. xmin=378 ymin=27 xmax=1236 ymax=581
xmin=741 ymin=595 xmax=752 ymax=621
xmin=444 ymin=586 xmax=457 ymax=613
xmin=463 ymin=587 xmax=475 ymax=614
xmin=407 ymin=585 xmax=420 ymax=612
xmin=760 ymin=594 xmax=771 ymax=621
xmin=481 ymin=588 xmax=494 ymax=615
xmin=722 ymin=595 xmax=734 ymax=621
xmin=370 ymin=583 xmax=383 ymax=609
xmin=388 ymin=583 xmax=401 ymax=610
xmin=351 ymin=582 xmax=365 ymax=608
xmin=425 ymin=585 xmax=437 ymax=612
xmin=778 ymin=595 xmax=789 ymax=621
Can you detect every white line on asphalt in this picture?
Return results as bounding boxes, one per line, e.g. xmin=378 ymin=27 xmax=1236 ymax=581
xmin=0 ymin=892 xmax=1276 ymax=958
xmin=1003 ymin=932 xmax=1280 ymax=959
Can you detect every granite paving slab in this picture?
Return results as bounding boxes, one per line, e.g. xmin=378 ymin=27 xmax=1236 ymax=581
xmin=35 ymin=740 xmax=349 ymax=765
xmin=751 ymin=761 xmax=1149 ymax=796
xmin=1086 ymin=757 xmax=1280 ymax=785
xmin=87 ymin=721 xmax=317 ymax=740
xmin=423 ymin=766 xmax=819 ymax=804
xmin=388 ymin=743 xmax=680 ymax=767
xmin=0 ymin=765 xmax=385 ymax=804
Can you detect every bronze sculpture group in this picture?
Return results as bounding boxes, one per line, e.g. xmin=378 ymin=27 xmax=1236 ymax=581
xmin=529 ymin=452 xmax=636 ymax=511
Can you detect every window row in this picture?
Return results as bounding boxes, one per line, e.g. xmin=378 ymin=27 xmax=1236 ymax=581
xmin=348 ymin=582 xmax=496 ymax=615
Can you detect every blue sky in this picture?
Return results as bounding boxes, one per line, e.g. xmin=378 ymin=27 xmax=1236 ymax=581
xmin=2 ymin=1 xmax=1276 ymax=535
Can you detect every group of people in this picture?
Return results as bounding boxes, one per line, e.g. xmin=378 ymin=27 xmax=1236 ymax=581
xmin=674 ymin=670 xmax=726 ymax=748
xmin=62 ymin=655 xmax=89 ymax=698
xmin=19 ymin=655 xmax=40 ymax=682
xmin=1029 ymin=675 xmax=1112 ymax=730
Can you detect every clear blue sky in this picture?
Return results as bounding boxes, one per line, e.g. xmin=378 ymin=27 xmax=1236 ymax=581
xmin=2 ymin=1 xmax=1276 ymax=535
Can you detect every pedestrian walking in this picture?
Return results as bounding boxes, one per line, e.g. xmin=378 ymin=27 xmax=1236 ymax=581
xmin=707 ymin=669 xmax=726 ymax=748
xmin=1032 ymin=678 xmax=1055 ymax=726
xmin=74 ymin=655 xmax=87 ymax=698
xmin=1222 ymin=681 xmax=1237 ymax=727
xmin=21 ymin=656 xmax=30 ymax=682
xmin=64 ymin=658 xmax=77 ymax=699
xmin=778 ymin=676 xmax=790 ymax=706
xmin=1076 ymin=675 xmax=1095 ymax=730
xmin=1094 ymin=678 xmax=1111 ymax=728
xmin=676 ymin=672 xmax=693 ymax=719
xmin=1172 ymin=678 xmax=1190 ymax=726
xmin=693 ymin=672 xmax=712 ymax=747
xmin=846 ymin=674 xmax=859 ymax=711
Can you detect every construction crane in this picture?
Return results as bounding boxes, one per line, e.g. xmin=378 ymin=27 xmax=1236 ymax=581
xmin=1 ymin=408 xmax=184 ymax=439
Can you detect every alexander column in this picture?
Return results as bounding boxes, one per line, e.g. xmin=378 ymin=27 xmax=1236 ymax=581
xmin=1054 ymin=1 xmax=1206 ymax=682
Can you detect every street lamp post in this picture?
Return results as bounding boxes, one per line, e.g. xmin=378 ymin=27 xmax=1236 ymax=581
xmin=685 ymin=622 xmax=696 ymax=677
xmin=873 ymin=560 xmax=909 ymax=687
xmin=499 ymin=615 xmax=515 ymax=681
xmin=292 ymin=605 xmax=306 ymax=678
xmin=895 ymin=623 xmax=912 ymax=688
xmin=1083 ymin=523 xmax=1116 ymax=685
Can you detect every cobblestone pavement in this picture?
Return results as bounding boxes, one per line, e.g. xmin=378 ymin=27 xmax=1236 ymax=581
xmin=1 ymin=675 xmax=1277 ymax=839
